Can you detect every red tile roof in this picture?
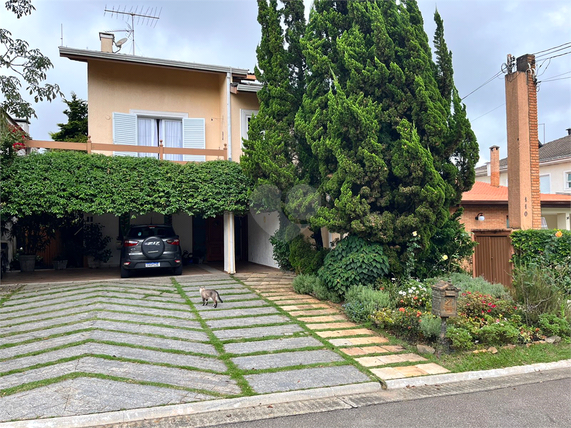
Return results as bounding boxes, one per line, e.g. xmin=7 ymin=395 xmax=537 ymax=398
xmin=462 ymin=181 xmax=571 ymax=204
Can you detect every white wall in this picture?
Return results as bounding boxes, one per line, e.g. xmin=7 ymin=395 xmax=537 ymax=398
xmin=92 ymin=213 xmax=120 ymax=267
xmin=93 ymin=212 xmax=193 ymax=267
xmin=247 ymin=211 xmax=279 ymax=268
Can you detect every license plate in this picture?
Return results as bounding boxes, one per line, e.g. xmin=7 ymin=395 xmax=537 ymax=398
xmin=145 ymin=262 xmax=160 ymax=268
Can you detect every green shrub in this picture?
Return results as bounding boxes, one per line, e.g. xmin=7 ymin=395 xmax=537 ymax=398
xmin=538 ymin=313 xmax=571 ymax=337
xmin=511 ymin=229 xmax=571 ymax=268
xmin=371 ymin=307 xmax=425 ymax=341
xmin=446 ymin=325 xmax=474 ymax=351
xmin=269 ymin=224 xmax=299 ymax=271
xmin=419 ymin=314 xmax=442 ymax=340
xmin=312 ymin=279 xmax=333 ymax=301
xmin=292 ymin=274 xmax=317 ymax=295
xmin=477 ymin=322 xmax=520 ymax=346
xmin=448 ymin=272 xmax=509 ymax=298
xmin=289 ymin=235 xmax=328 ymax=275
xmin=513 ymin=263 xmax=569 ymax=325
xmin=343 ymin=286 xmax=392 ymax=323
xmin=318 ymin=236 xmax=389 ymax=297
xmin=415 ymin=210 xmax=476 ymax=278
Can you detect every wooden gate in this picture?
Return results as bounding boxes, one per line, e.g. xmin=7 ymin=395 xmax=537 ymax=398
xmin=473 ymin=230 xmax=513 ymax=288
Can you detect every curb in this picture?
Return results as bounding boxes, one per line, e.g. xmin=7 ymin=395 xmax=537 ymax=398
xmin=384 ymin=358 xmax=571 ymax=389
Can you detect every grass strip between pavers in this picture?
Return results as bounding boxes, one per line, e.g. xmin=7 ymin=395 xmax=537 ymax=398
xmin=231 ymin=276 xmax=378 ymax=382
xmin=0 ymin=286 xmax=24 ymax=307
xmin=0 ymin=300 xmax=190 ymax=321
xmin=172 ymin=278 xmax=255 ymax=396
xmin=0 ymin=327 xmax=210 ymax=350
xmin=0 ymin=317 xmax=203 ymax=339
xmin=0 ymin=308 xmax=195 ymax=329
xmin=0 ymin=353 xmax=225 ymax=378
xmin=0 ymin=372 xmax=226 ymax=399
xmin=0 ymin=295 xmax=188 ymax=314
xmin=5 ymin=283 xmax=178 ymax=302
xmin=0 ymin=338 xmax=215 ymax=363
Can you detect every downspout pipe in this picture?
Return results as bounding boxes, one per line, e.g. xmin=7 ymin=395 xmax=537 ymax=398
xmin=227 ymin=70 xmax=232 ymax=161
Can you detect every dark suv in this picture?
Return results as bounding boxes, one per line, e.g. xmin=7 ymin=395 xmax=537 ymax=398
xmin=120 ymin=225 xmax=183 ymax=278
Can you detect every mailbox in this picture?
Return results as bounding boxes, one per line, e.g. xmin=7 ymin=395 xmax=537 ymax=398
xmin=431 ymin=280 xmax=460 ymax=318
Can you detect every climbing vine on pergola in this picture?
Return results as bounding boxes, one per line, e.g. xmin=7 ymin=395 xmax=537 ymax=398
xmin=1 ymin=151 xmax=253 ymax=218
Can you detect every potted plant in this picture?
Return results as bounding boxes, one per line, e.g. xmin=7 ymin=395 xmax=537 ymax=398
xmin=9 ymin=214 xmax=57 ymax=272
xmin=83 ymin=222 xmax=112 ymax=268
xmin=52 ymin=254 xmax=68 ymax=270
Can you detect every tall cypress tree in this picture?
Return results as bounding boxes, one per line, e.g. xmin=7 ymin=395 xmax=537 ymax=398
xmin=296 ymin=0 xmax=476 ymax=273
xmin=241 ymin=1 xmax=312 ymax=237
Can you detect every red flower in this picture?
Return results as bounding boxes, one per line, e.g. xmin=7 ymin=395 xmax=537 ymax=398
xmin=399 ymin=307 xmax=405 ymax=312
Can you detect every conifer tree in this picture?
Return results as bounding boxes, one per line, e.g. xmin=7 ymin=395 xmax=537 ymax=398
xmin=49 ymin=93 xmax=88 ymax=142
xmin=296 ymin=0 xmax=477 ymax=272
xmin=242 ymin=0 xmax=316 ymax=236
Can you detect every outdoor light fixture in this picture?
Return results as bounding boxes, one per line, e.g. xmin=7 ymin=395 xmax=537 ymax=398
xmin=475 ymin=213 xmax=485 ymax=221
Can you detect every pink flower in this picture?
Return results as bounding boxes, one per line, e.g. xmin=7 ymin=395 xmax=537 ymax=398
xmin=399 ymin=307 xmax=405 ymax=312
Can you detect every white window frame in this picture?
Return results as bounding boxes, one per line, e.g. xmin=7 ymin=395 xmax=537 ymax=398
xmin=113 ymin=110 xmax=206 ymax=161
xmin=539 ymin=173 xmax=551 ymax=194
xmin=240 ymin=109 xmax=258 ymax=149
xmin=565 ymin=171 xmax=571 ymax=190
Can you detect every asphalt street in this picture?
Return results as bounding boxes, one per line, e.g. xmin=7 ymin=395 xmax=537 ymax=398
xmin=216 ymin=370 xmax=571 ymax=428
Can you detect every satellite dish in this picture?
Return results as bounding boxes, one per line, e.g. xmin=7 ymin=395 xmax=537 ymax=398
xmin=116 ymin=37 xmax=128 ymax=47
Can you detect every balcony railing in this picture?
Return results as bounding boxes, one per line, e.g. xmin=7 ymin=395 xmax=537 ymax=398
xmin=24 ymin=138 xmax=228 ymax=162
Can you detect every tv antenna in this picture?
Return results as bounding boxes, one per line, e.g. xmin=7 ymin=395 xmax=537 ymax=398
xmin=104 ymin=5 xmax=161 ymax=55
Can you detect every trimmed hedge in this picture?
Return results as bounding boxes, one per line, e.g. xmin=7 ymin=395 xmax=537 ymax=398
xmin=1 ymin=151 xmax=252 ymax=218
xmin=511 ymin=229 xmax=571 ymax=267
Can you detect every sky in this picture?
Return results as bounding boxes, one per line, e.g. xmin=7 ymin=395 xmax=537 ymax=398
xmin=2 ymin=0 xmax=570 ymax=167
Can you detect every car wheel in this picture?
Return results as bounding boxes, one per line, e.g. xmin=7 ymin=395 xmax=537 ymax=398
xmin=120 ymin=266 xmax=131 ymax=278
xmin=142 ymin=236 xmax=165 ymax=259
xmin=173 ymin=265 xmax=183 ymax=276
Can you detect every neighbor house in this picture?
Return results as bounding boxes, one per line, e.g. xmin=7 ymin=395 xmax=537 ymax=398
xmin=58 ymin=32 xmax=279 ymax=273
xmin=475 ymin=131 xmax=571 ymax=195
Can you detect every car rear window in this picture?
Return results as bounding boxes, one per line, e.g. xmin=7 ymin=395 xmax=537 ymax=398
xmin=127 ymin=226 xmax=175 ymax=239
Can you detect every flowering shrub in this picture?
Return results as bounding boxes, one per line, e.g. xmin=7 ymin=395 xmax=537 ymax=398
xmin=395 ymin=279 xmax=432 ymax=310
xmin=1 ymin=121 xmax=29 ymax=163
xmin=372 ymin=307 xmax=427 ymax=341
xmin=457 ymin=291 xmax=517 ymax=320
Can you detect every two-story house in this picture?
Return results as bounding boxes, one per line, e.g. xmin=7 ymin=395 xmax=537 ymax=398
xmin=59 ymin=32 xmax=281 ymax=273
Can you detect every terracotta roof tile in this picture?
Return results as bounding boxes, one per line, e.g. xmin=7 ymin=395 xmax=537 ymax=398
xmin=462 ymin=181 xmax=571 ymax=203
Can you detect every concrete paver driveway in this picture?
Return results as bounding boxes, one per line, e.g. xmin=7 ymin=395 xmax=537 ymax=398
xmin=0 ymin=270 xmax=448 ymax=423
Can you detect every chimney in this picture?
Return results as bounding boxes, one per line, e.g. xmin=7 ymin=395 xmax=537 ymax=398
xmin=505 ymin=53 xmax=541 ymax=230
xmin=567 ymin=128 xmax=571 ymax=136
xmin=490 ymin=145 xmax=500 ymax=187
xmin=99 ymin=32 xmax=114 ymax=53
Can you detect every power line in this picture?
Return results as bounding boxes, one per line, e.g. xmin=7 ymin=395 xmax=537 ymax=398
xmin=541 ymin=76 xmax=571 ymax=83
xmin=532 ymin=41 xmax=571 ymax=56
xmin=461 ymin=70 xmax=503 ymax=100
xmin=471 ymin=103 xmax=505 ymax=122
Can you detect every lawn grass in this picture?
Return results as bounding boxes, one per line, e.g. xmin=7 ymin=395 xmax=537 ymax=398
xmin=431 ymin=342 xmax=571 ymax=372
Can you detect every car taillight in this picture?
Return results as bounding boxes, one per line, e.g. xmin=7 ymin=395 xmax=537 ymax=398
xmin=166 ymin=238 xmax=180 ymax=245
xmin=124 ymin=240 xmax=138 ymax=247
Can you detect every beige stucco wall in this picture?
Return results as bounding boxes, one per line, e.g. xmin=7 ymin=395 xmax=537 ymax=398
xmin=232 ymin=91 xmax=259 ymax=161
xmin=88 ymin=61 xmax=229 ymax=159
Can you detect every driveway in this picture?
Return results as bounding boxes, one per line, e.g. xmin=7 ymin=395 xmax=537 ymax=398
xmin=0 ymin=268 xmax=448 ymax=423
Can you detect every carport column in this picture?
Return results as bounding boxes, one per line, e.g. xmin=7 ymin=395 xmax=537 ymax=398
xmin=223 ymin=211 xmax=236 ymax=274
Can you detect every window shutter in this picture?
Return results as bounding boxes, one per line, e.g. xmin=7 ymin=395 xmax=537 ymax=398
xmin=182 ymin=118 xmax=205 ymax=162
xmin=113 ymin=112 xmax=138 ymax=157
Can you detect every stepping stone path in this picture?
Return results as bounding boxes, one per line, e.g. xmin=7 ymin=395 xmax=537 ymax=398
xmin=236 ymin=271 xmax=449 ymax=383
xmin=0 ymin=270 xmax=448 ymax=423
